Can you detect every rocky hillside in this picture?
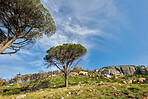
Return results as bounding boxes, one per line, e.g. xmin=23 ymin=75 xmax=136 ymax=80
xmin=95 ymin=65 xmax=148 ymax=75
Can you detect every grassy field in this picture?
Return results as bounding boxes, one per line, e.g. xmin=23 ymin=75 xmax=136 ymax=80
xmin=0 ymin=74 xmax=148 ymax=99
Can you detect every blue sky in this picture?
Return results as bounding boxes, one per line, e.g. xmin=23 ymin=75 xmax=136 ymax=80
xmin=1 ymin=0 xmax=148 ymax=78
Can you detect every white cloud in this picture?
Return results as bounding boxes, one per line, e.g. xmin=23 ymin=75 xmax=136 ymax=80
xmin=0 ymin=54 xmax=21 ymax=61
xmin=63 ymin=18 xmax=101 ymax=36
xmin=39 ymin=0 xmax=120 ymax=50
xmin=0 ymin=0 xmax=122 ymax=78
xmin=19 ymin=50 xmax=33 ymax=55
xmin=38 ymin=33 xmax=69 ymax=49
xmin=29 ymin=60 xmax=44 ymax=67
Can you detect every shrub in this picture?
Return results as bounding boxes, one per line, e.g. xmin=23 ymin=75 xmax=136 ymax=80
xmin=2 ymin=88 xmax=21 ymax=95
xmin=122 ymin=88 xmax=132 ymax=95
xmin=128 ymin=87 xmax=140 ymax=92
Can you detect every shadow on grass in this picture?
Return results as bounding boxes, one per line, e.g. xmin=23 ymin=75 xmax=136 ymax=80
xmin=1 ymin=79 xmax=52 ymax=95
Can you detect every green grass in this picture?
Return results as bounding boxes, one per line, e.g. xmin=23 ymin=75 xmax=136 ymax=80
xmin=0 ymin=74 xmax=148 ymax=99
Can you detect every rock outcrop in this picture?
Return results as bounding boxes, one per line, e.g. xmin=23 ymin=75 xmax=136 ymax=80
xmin=74 ymin=66 xmax=83 ymax=70
xmin=95 ymin=65 xmax=148 ymax=75
xmin=79 ymin=71 xmax=88 ymax=75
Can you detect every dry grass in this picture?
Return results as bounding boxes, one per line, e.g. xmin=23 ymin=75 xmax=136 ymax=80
xmin=0 ymin=74 xmax=148 ymax=99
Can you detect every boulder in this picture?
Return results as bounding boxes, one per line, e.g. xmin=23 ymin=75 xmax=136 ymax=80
xmin=70 ymin=72 xmax=79 ymax=76
xmin=127 ymin=80 xmax=133 ymax=84
xmin=95 ymin=65 xmax=148 ymax=76
xmin=60 ymin=97 xmax=64 ymax=99
xmin=112 ymin=86 xmax=117 ymax=90
xmin=105 ymin=74 xmax=112 ymax=78
xmin=16 ymin=94 xmax=26 ymax=99
xmin=114 ymin=76 xmax=118 ymax=79
xmin=122 ymin=81 xmax=127 ymax=84
xmin=76 ymin=90 xmax=83 ymax=95
xmin=98 ymin=81 xmax=104 ymax=86
xmin=74 ymin=66 xmax=83 ymax=70
xmin=138 ymin=78 xmax=146 ymax=82
xmin=68 ymin=91 xmax=71 ymax=95
xmin=79 ymin=71 xmax=88 ymax=75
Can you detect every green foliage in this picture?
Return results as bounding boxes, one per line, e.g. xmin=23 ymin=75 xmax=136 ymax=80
xmin=3 ymin=79 xmax=8 ymax=85
xmin=0 ymin=0 xmax=56 ymax=54
xmin=140 ymin=84 xmax=148 ymax=88
xmin=0 ymin=74 xmax=148 ymax=98
xmin=121 ymin=88 xmax=132 ymax=95
xmin=2 ymin=88 xmax=21 ymax=95
xmin=0 ymin=78 xmax=3 ymax=86
xmin=44 ymin=43 xmax=87 ymax=87
xmin=44 ymin=43 xmax=87 ymax=67
xmin=128 ymin=87 xmax=140 ymax=92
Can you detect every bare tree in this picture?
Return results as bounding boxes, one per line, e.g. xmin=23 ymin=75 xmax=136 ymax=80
xmin=44 ymin=43 xmax=87 ymax=87
xmin=0 ymin=0 xmax=56 ymax=54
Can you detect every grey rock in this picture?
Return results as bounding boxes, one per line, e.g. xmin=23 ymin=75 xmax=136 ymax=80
xmin=112 ymin=86 xmax=117 ymax=90
xmin=95 ymin=65 xmax=148 ymax=76
xmin=114 ymin=76 xmax=118 ymax=79
xmin=68 ymin=91 xmax=71 ymax=95
xmin=105 ymin=74 xmax=112 ymax=78
xmin=16 ymin=94 xmax=26 ymax=99
xmin=122 ymin=81 xmax=127 ymax=84
xmin=70 ymin=72 xmax=79 ymax=76
xmin=60 ymin=97 xmax=64 ymax=99
xmin=79 ymin=71 xmax=88 ymax=75
xmin=127 ymin=80 xmax=132 ymax=84
xmin=98 ymin=81 xmax=104 ymax=86
xmin=138 ymin=78 xmax=146 ymax=82
xmin=66 ymin=94 xmax=69 ymax=96
xmin=74 ymin=66 xmax=83 ymax=70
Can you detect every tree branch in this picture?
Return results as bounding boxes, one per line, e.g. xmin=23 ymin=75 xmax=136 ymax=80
xmin=50 ymin=61 xmax=65 ymax=73
xmin=18 ymin=27 xmax=33 ymax=38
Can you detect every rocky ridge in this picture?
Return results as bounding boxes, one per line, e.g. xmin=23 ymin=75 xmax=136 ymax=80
xmin=95 ymin=65 xmax=148 ymax=75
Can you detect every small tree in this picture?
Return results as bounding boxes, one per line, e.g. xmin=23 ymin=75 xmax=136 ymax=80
xmin=24 ymin=74 xmax=30 ymax=82
xmin=0 ymin=0 xmax=56 ymax=54
xmin=44 ymin=43 xmax=87 ymax=87
xmin=3 ymin=79 xmax=8 ymax=85
xmin=21 ymin=75 xmax=25 ymax=82
xmin=0 ymin=78 xmax=3 ymax=86
xmin=9 ymin=78 xmax=14 ymax=84
xmin=14 ymin=73 xmax=21 ymax=83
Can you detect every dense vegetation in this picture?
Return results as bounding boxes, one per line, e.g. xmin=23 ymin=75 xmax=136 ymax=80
xmin=0 ymin=71 xmax=148 ymax=99
xmin=0 ymin=71 xmax=61 ymax=86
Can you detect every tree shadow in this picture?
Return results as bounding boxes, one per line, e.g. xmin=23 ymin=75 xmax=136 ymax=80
xmin=1 ymin=79 xmax=51 ymax=95
xmin=20 ymin=79 xmax=50 ymax=92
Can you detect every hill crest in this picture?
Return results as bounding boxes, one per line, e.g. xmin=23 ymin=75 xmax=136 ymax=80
xmin=94 ymin=65 xmax=148 ymax=75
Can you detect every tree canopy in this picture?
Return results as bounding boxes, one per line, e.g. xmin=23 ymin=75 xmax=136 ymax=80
xmin=44 ymin=43 xmax=87 ymax=87
xmin=0 ymin=0 xmax=56 ymax=54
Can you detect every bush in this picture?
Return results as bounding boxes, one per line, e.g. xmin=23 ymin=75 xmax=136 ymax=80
xmin=128 ymin=87 xmax=140 ymax=92
xmin=122 ymin=88 xmax=131 ymax=95
xmin=2 ymin=88 xmax=21 ymax=95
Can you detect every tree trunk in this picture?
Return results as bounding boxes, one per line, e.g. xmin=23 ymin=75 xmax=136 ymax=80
xmin=65 ymin=73 xmax=68 ymax=87
xmin=0 ymin=44 xmax=3 ymax=54
xmin=0 ymin=37 xmax=16 ymax=54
